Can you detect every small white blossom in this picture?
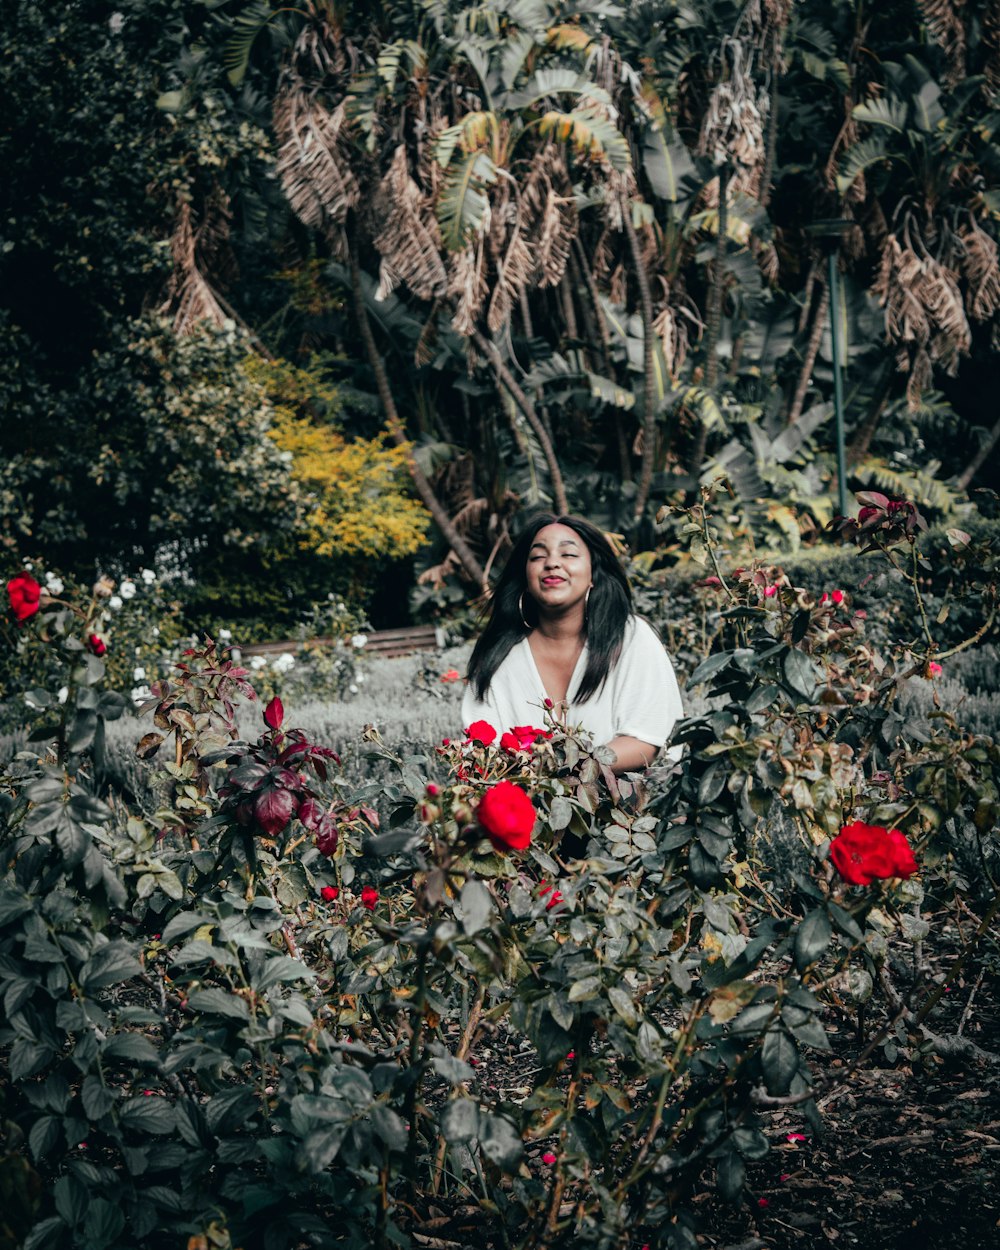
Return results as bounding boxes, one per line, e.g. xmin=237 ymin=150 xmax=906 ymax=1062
xmin=109 ymin=595 xmax=124 ymax=610
xmin=140 ymin=568 xmax=156 ymax=585
xmin=218 ymin=628 xmax=232 ymax=641
xmin=351 ymin=633 xmax=367 ymax=649
xmin=357 ymin=673 xmax=365 ymax=684
xmin=152 ymin=626 xmax=160 ymax=637
xmin=57 ymin=686 xmax=69 ymax=704
xmin=349 ymin=684 xmax=359 ymax=694
xmin=250 ymin=655 xmax=268 ymax=671
xmin=271 ymin=652 xmax=296 ymax=673
xmin=109 ymin=12 xmax=124 ymax=34
xmin=119 ymin=580 xmax=137 ymax=600
xmin=45 ymin=574 xmax=64 ymax=594
xmin=131 ymin=684 xmax=151 ymax=705
xmin=133 ymin=666 xmax=146 ymax=681
xmin=23 ymin=561 xmax=33 ymax=571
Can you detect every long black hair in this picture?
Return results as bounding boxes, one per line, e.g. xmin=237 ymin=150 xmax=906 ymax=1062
xmin=467 ymin=514 xmax=633 ymax=703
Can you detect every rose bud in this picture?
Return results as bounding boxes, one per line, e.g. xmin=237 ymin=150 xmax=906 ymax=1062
xmin=320 ymin=886 xmax=339 ymax=902
xmin=418 ymin=802 xmax=441 ymax=824
xmin=86 ymin=633 xmax=108 ymax=657
xmin=426 ymin=782 xmax=440 ymax=797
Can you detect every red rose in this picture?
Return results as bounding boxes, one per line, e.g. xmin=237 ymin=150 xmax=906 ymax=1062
xmin=320 ymin=886 xmax=339 ymax=902
xmin=538 ymin=882 xmax=564 ymax=910
xmin=361 ymin=885 xmax=378 ymax=911
xmin=829 ymin=821 xmax=918 ymax=885
xmin=7 ymin=572 xmax=41 ymax=622
xmin=831 ymin=589 xmax=844 ymax=605
xmin=466 ymin=720 xmax=497 ymax=746
xmin=426 ymin=783 xmax=440 ymax=797
xmin=87 ymin=633 xmax=108 ymax=657
xmin=477 ymin=781 xmax=535 ymax=852
xmin=500 ymin=725 xmax=552 ymax=753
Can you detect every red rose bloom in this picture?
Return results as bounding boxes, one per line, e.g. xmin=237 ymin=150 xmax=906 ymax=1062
xmin=500 ymin=725 xmax=552 ymax=753
xmin=477 ymin=781 xmax=535 ymax=852
xmin=466 ymin=720 xmax=497 ymax=746
xmin=7 ymin=572 xmax=41 ymax=622
xmin=86 ymin=633 xmax=108 ymax=657
xmin=829 ymin=821 xmax=918 ymax=885
xmin=361 ymin=885 xmax=378 ymax=911
xmin=320 ymin=886 xmax=339 ymax=902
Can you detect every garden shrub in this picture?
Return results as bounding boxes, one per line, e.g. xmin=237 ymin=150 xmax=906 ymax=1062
xmin=2 ymin=495 xmax=999 ymax=1249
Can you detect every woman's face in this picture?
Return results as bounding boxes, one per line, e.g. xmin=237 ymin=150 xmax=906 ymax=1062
xmin=524 ymin=523 xmax=593 ymax=618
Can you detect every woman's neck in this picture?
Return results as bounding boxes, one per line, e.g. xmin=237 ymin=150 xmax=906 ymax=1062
xmin=532 ymin=604 xmax=586 ymax=643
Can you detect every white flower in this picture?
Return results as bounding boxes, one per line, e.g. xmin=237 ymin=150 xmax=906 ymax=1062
xmin=109 ymin=595 xmax=124 ymax=610
xmin=357 ymin=673 xmax=365 ymax=684
xmin=271 ymin=652 xmax=296 ymax=673
xmin=45 ymin=574 xmax=64 ymax=594
xmin=351 ymin=633 xmax=367 ymax=649
xmin=119 ymin=580 xmax=137 ymax=600
xmin=349 ymin=684 xmax=359 ymax=694
xmin=250 ymin=655 xmax=268 ymax=671
xmin=218 ymin=628 xmax=232 ymax=641
xmin=279 ymin=451 xmax=294 ymax=463
xmin=140 ymin=568 xmax=156 ymax=585
xmin=131 ymin=685 xmax=151 ymax=704
xmin=133 ymin=666 xmax=146 ymax=681
xmin=152 ymin=626 xmax=160 ymax=637
xmin=57 ymin=686 xmax=69 ymax=704
xmin=23 ymin=561 xmax=33 ymax=571
xmin=109 ymin=12 xmax=124 ymax=34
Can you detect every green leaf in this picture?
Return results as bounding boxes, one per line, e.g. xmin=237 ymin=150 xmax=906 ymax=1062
xmin=538 ymin=106 xmax=631 ymax=172
xmin=369 ymin=1103 xmax=407 ymax=1152
xmin=460 ymin=879 xmax=492 ymax=936
xmin=436 ymin=149 xmax=498 ymax=250
xmin=222 ymin=0 xmax=275 ymax=87
xmin=716 ymin=1149 xmax=745 ymax=1202
xmin=440 ymin=1098 xmax=480 ymax=1143
xmin=83 ymin=1197 xmax=124 ymax=1249
xmin=29 ymin=1116 xmax=61 ymax=1160
xmin=642 ymin=126 xmax=696 ymax=203
xmin=732 ymin=1127 xmax=770 ymax=1160
xmin=54 ymin=1174 xmax=89 ymax=1227
xmin=548 ymin=795 xmax=574 ymax=830
xmin=607 ymin=985 xmax=638 ymax=1028
xmin=783 ymin=649 xmax=818 ymax=701
xmin=187 ymin=988 xmax=250 ymax=1020
xmin=119 ymin=1095 xmax=175 ymax=1136
xmin=479 ymin=1112 xmax=523 ymax=1171
xmin=81 ymin=1075 xmax=117 ymax=1122
xmin=81 ymin=942 xmax=141 ymax=991
xmin=761 ymin=1029 xmax=799 ymax=1095
xmin=836 ymin=134 xmax=889 ymax=194
xmin=66 ymin=710 xmax=98 ymax=754
xmin=852 ymin=96 xmax=907 ymax=131
xmin=794 ymin=908 xmax=832 ymax=971
xmin=103 ymin=1033 xmax=161 ymax=1066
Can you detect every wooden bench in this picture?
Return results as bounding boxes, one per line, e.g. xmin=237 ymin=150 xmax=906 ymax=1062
xmin=235 ymin=624 xmax=446 ymax=661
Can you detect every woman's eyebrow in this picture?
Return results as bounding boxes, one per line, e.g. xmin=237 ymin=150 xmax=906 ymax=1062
xmin=529 ymin=539 xmax=580 ymax=552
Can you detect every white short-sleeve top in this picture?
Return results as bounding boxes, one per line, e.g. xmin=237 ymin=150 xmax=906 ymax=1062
xmin=460 ymin=616 xmax=683 ymax=751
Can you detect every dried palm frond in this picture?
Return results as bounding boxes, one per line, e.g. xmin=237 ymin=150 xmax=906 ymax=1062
xmin=653 ymin=304 xmax=681 ymax=380
xmin=487 ymin=231 xmax=535 ymax=334
xmin=448 ymin=239 xmax=488 ymax=336
xmin=522 ymin=144 xmax=578 ymax=288
xmin=414 ymin=304 xmax=441 ymax=367
xmin=916 ymin=0 xmax=966 ymax=88
xmin=958 ymin=218 xmax=1000 ymax=321
xmin=159 ymin=200 xmax=230 ymax=335
xmin=274 ymin=82 xmax=359 ymax=234
xmin=874 ymin=232 xmax=971 ymax=408
xmin=372 ymin=145 xmax=448 ymax=301
xmin=698 ymin=38 xmax=765 ymax=172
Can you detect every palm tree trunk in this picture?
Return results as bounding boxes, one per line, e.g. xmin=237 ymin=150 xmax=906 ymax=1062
xmin=571 ymin=239 xmax=632 ymax=483
xmin=704 ymin=164 xmax=731 ymax=389
xmin=470 ymin=328 xmax=569 ymax=515
xmin=847 ymin=364 xmax=893 ymax=466
xmin=349 ymin=241 xmax=486 ymax=588
xmin=787 ymin=274 xmax=830 ymax=425
xmin=957 ymin=414 xmax=1000 ymax=490
xmin=622 ymin=197 xmax=658 ymax=522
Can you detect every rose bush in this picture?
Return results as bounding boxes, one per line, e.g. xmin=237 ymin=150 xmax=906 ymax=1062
xmin=1 ymin=499 xmax=999 ymax=1250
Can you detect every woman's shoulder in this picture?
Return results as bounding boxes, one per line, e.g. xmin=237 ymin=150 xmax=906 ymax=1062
xmin=622 ymin=614 xmax=664 ymax=650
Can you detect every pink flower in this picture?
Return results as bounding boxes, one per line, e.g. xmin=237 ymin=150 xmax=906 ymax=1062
xmin=757 ymin=1198 xmax=770 ymax=1208
xmin=541 ymin=1152 xmax=557 ymax=1165
xmin=763 ymin=584 xmax=778 ymax=598
xmin=440 ymin=669 xmax=460 ymax=683
xmin=819 ymin=592 xmax=829 ymax=605
xmin=566 ymin=1051 xmax=575 ymax=1060
xmin=786 ymin=1132 xmax=807 ymax=1143
xmin=831 ymin=589 xmax=844 ymax=604
xmin=426 ymin=782 xmax=440 ymax=797
xmin=927 ymin=661 xmax=943 ymax=677
xmin=779 ymin=1173 xmax=791 ymax=1182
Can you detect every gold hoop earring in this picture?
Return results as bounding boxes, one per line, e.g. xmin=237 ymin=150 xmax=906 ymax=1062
xmin=519 ymin=591 xmax=531 ymax=631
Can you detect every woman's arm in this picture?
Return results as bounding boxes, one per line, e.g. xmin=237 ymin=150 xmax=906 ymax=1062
xmin=605 ymin=735 xmax=659 ymax=774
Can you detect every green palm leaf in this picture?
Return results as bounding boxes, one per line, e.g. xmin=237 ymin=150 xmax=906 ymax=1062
xmin=538 ymin=106 xmax=631 ymax=172
xmin=222 ymin=0 xmax=277 ymax=87
xmin=436 ymin=150 xmax=498 ymax=250
xmin=835 ymin=135 xmax=890 ymax=195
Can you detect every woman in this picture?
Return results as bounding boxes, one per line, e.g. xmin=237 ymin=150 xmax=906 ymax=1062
xmin=461 ymin=514 xmax=683 ymax=773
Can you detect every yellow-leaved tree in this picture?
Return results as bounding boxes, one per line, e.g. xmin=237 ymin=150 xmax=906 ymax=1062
xmin=248 ymin=355 xmax=430 ymax=571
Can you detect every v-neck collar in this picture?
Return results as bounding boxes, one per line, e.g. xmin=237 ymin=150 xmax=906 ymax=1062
xmin=522 ymin=636 xmax=588 ymax=708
